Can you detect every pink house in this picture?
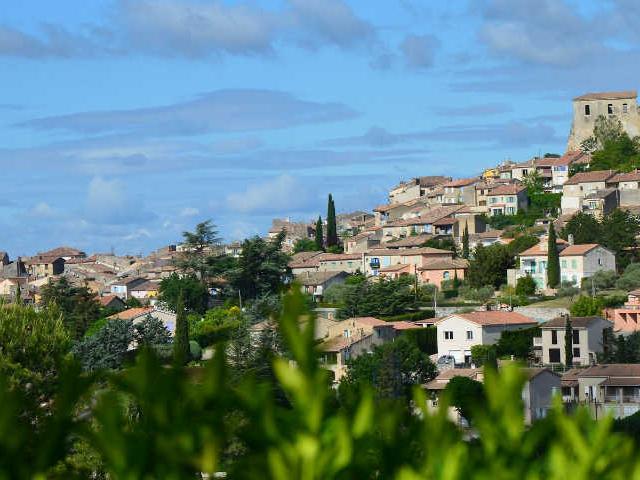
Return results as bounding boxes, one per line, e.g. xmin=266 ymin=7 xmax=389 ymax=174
xmin=604 ymin=290 xmax=640 ymax=333
xmin=418 ymin=258 xmax=468 ymax=288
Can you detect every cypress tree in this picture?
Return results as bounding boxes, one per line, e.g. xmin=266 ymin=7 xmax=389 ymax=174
xmin=462 ymin=224 xmax=470 ymax=259
xmin=173 ymin=291 xmax=190 ymax=366
xmin=315 ymin=216 xmax=324 ymax=251
xmin=546 ymin=223 xmax=561 ymax=288
xmin=564 ymin=316 xmax=573 ymax=367
xmin=326 ymin=194 xmax=338 ymax=247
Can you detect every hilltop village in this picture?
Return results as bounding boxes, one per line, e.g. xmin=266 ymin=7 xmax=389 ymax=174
xmin=5 ymin=90 xmax=640 ymax=431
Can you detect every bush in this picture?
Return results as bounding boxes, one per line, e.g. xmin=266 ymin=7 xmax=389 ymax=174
xmin=570 ymin=295 xmax=604 ymax=317
xmin=515 ymin=275 xmax=537 ymax=296
xmin=616 ymin=263 xmax=640 ymax=291
xmin=459 ymin=285 xmax=494 ymax=303
xmin=598 ymin=294 xmax=628 ymax=308
xmin=380 ymin=310 xmax=435 ymax=322
xmin=401 ymin=327 xmax=437 ymax=355
xmin=582 ymin=270 xmax=618 ymax=291
xmin=471 ymin=344 xmax=497 ymax=366
xmin=557 ymin=281 xmax=580 ymax=298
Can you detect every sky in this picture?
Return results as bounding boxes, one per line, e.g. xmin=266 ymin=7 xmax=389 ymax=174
xmin=1 ymin=0 xmax=640 ymax=256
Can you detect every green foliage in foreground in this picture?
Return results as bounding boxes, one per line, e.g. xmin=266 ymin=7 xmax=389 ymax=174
xmin=3 ymin=291 xmax=640 ymax=478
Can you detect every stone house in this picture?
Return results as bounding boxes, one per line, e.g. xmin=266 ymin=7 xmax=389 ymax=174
xmin=486 ymin=184 xmax=528 ymax=216
xmin=441 ymin=178 xmax=479 ymax=206
xmin=109 ymin=277 xmax=148 ymax=300
xmin=344 ymin=228 xmax=382 ymax=253
xmin=435 ymin=311 xmax=537 ymax=365
xmin=25 ymin=255 xmax=65 ymax=278
xmin=560 ymin=170 xmax=617 ymax=215
xmin=295 ymin=271 xmax=348 ymax=300
xmin=535 ymin=316 xmax=612 ymax=366
xmin=567 ymin=91 xmax=640 ymax=151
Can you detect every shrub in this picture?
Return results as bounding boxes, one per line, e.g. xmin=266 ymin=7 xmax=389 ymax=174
xmin=515 ymin=275 xmax=537 ymax=296
xmin=616 ymin=263 xmax=640 ymax=291
xmin=189 ymin=340 xmax=202 ymax=361
xmin=471 ymin=344 xmax=497 ymax=367
xmin=582 ymin=270 xmax=618 ymax=291
xmin=459 ymin=285 xmax=494 ymax=303
xmin=570 ymin=295 xmax=604 ymax=317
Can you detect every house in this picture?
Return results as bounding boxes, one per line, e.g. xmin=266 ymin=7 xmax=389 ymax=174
xmin=417 ymin=258 xmax=469 ymax=288
xmin=604 ymin=289 xmax=640 ymax=333
xmin=108 ymin=306 xmax=177 ymax=334
xmin=25 ymin=255 xmax=65 ymax=278
xmin=609 ymin=170 xmax=640 ymax=207
xmin=441 ymin=178 xmax=479 ymax=205
xmin=535 ymin=156 xmax=572 ymax=192
xmin=0 ymin=251 xmax=8 ymax=266
xmin=295 ymin=271 xmax=348 ymax=300
xmin=363 ymin=247 xmax=454 ymax=277
xmin=289 ymin=252 xmax=362 ymax=275
xmin=344 ymin=228 xmax=382 ymax=253
xmin=224 ymin=242 xmax=242 ymax=257
xmin=468 ymin=230 xmax=504 ymax=248
xmin=560 ymin=170 xmax=617 ymax=215
xmin=535 ymin=315 xmax=612 ymax=366
xmin=453 ymin=206 xmax=488 ymax=235
xmin=268 ymin=218 xmax=316 ymax=252
xmin=511 ymin=239 xmax=615 ymax=290
xmin=109 ymin=277 xmax=148 ymax=300
xmin=561 ymin=364 xmax=640 ymax=419
xmin=424 ymin=367 xmax=560 ymax=425
xmin=129 ymin=280 xmax=161 ymax=303
xmin=486 ymin=184 xmax=528 ymax=216
xmin=581 ymin=188 xmax=619 ymax=218
xmin=98 ymin=294 xmax=126 ymax=311
xmin=388 ymin=176 xmax=452 ymax=204
xmin=435 ymin=311 xmax=538 ymax=365
xmin=0 ymin=258 xmax=27 ymax=279
xmin=38 ymin=246 xmax=86 ymax=261
xmin=319 ymin=317 xmax=396 ymax=382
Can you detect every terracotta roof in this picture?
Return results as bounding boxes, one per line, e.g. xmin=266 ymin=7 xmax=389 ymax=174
xmin=419 ymin=176 xmax=451 ymax=187
xmin=97 ymin=294 xmax=123 ymax=307
xmin=290 ymin=251 xmax=324 ymax=264
xmin=351 ymin=316 xmax=388 ymax=327
xmin=601 ymin=377 xmax=640 ymax=386
xmin=564 ymin=170 xmax=616 ymax=185
xmin=386 ymin=234 xmax=433 ymax=248
xmin=558 ymin=244 xmax=601 ymax=256
xmin=367 ymin=247 xmax=453 ymax=257
xmin=577 ymin=363 xmax=640 ymax=377
xmin=320 ymin=333 xmax=373 ymax=352
xmin=294 ymin=271 xmax=347 ymax=286
xmin=438 ymin=311 xmax=537 ymax=327
xmin=519 ymin=239 xmax=568 ymax=256
xmin=38 ymin=246 xmax=85 ymax=258
xmin=108 ymin=307 xmax=154 ymax=321
xmin=390 ymin=321 xmax=422 ymax=331
xmin=487 ymin=184 xmax=526 ymax=196
xmin=130 ymin=281 xmax=160 ymax=292
xmin=610 ymin=170 xmax=640 ymax=183
xmin=442 ymin=177 xmax=479 ymax=188
xmin=476 ymin=229 xmax=504 ymax=239
xmin=418 ymin=258 xmax=469 ymax=271
xmin=573 ymin=91 xmax=637 ymax=101
xmin=535 ymin=156 xmax=572 ymax=167
xmin=561 ymin=368 xmax=582 ymax=387
xmin=318 ymin=253 xmax=361 ymax=262
xmin=541 ymin=316 xmax=610 ymax=329
xmin=432 ymin=216 xmax=457 ymax=226
xmin=24 ymin=255 xmax=64 ymax=265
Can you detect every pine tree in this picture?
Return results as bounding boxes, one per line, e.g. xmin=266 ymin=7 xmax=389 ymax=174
xmin=564 ymin=316 xmax=574 ymax=367
xmin=326 ymin=194 xmax=338 ymax=247
xmin=315 ymin=216 xmax=324 ymax=251
xmin=462 ymin=224 xmax=470 ymax=259
xmin=547 ymin=223 xmax=561 ymax=288
xmin=173 ymin=291 xmax=190 ymax=366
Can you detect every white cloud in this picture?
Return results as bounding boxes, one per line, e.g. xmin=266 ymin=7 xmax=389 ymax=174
xmin=84 ymin=176 xmax=154 ymax=225
xmin=226 ymin=174 xmax=311 ymax=214
xmin=180 ymin=207 xmax=199 ymax=217
xmin=27 ymin=201 xmax=58 ymax=219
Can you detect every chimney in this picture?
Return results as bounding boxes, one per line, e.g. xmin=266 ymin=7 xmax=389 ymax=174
xmin=568 ymin=234 xmax=574 ymax=245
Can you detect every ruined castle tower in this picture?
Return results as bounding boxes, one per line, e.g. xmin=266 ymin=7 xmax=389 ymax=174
xmin=567 ymin=90 xmax=640 ymax=151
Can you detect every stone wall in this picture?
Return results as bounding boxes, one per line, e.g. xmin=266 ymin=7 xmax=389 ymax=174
xmin=514 ymin=306 xmax=569 ymax=323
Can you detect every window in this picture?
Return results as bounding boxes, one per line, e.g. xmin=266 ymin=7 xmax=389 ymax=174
xmin=522 ymin=169 xmax=528 ymax=176
xmin=466 ymin=330 xmax=473 ymax=340
xmin=507 ymin=207 xmax=515 ymax=215
xmin=343 ymin=329 xmax=350 ymax=338
xmin=598 ymin=257 xmax=603 ymax=266
xmin=573 ymin=347 xmax=581 ymax=358
xmin=573 ymin=330 xmax=580 ymax=344
xmin=551 ymin=330 xmax=558 ymax=344
xmin=444 ymin=331 xmax=454 ymax=340
xmin=549 ymin=348 xmax=561 ymax=363
xmin=443 ymin=271 xmax=450 ymax=280
xmin=508 ymin=196 xmax=515 ymax=203
xmin=561 ymin=260 xmax=567 ymax=268
xmin=571 ymin=259 xmax=577 ymax=269
xmin=584 ymin=104 xmax=591 ymax=116
xmin=608 ymin=104 xmax=614 ymax=114
xmin=623 ymin=103 xmax=629 ymax=113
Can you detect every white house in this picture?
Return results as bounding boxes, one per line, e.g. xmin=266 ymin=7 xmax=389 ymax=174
xmin=435 ymin=311 xmax=538 ymax=365
xmin=512 ymin=239 xmax=616 ymax=290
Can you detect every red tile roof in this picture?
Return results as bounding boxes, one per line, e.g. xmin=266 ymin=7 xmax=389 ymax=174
xmin=558 ymin=244 xmax=601 ymax=256
xmin=108 ymin=307 xmax=154 ymax=321
xmin=438 ymin=311 xmax=537 ymax=327
xmin=573 ymin=91 xmax=637 ymax=101
xmin=564 ymin=170 xmax=616 ymax=185
xmin=442 ymin=177 xmax=479 ymax=188
xmin=367 ymin=247 xmax=453 ymax=257
xmin=487 ymin=184 xmax=526 ymax=196
xmin=610 ymin=170 xmax=640 ymax=183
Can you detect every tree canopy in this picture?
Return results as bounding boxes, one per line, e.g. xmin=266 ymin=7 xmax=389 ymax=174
xmin=158 ymin=273 xmax=209 ymax=314
xmin=467 ymin=243 xmax=514 ymax=289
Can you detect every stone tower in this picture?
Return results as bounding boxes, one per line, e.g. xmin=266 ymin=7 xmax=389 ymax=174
xmin=566 ymin=90 xmax=640 ymax=151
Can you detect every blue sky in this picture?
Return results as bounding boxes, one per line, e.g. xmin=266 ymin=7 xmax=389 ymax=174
xmin=1 ymin=0 xmax=639 ymax=256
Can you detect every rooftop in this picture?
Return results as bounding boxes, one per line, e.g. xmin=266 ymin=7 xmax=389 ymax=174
xmin=487 ymin=184 xmax=526 ymax=196
xmin=564 ymin=170 xmax=617 ymax=185
xmin=108 ymin=307 xmax=154 ymax=321
xmin=541 ymin=316 xmax=610 ymax=329
xmin=438 ymin=311 xmax=537 ymax=327
xmin=573 ymin=90 xmax=637 ymax=101
xmin=559 ymin=244 xmax=602 ymax=256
